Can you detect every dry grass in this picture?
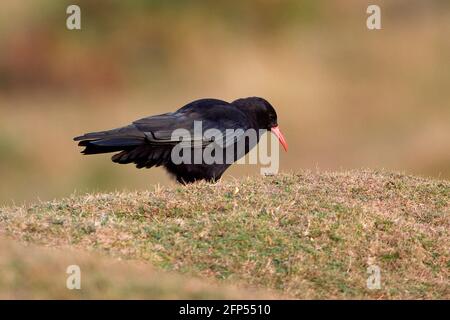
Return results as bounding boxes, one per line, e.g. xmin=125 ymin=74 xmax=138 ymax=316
xmin=0 ymin=170 xmax=448 ymax=299
xmin=0 ymin=238 xmax=277 ymax=299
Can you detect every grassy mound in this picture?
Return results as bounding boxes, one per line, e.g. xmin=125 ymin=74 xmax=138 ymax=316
xmin=1 ymin=170 xmax=448 ymax=299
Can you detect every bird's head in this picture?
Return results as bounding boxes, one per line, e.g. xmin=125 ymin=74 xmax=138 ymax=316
xmin=232 ymin=97 xmax=288 ymax=151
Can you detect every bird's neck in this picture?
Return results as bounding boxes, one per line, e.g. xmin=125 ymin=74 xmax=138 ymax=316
xmin=232 ymin=103 xmax=261 ymax=130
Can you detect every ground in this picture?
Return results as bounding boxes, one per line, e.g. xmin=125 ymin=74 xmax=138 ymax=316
xmin=0 ymin=170 xmax=448 ymax=299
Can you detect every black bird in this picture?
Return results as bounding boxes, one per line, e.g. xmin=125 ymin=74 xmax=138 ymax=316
xmin=74 ymin=97 xmax=287 ymax=183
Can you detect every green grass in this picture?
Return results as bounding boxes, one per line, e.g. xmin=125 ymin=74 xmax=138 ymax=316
xmin=0 ymin=170 xmax=449 ymax=299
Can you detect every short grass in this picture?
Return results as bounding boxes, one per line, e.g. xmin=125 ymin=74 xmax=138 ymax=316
xmin=0 ymin=238 xmax=276 ymax=299
xmin=0 ymin=170 xmax=449 ymax=299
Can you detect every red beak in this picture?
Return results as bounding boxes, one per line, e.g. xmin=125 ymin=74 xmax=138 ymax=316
xmin=271 ymin=126 xmax=288 ymax=152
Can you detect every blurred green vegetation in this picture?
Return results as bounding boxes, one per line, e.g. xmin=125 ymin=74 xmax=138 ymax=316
xmin=0 ymin=0 xmax=324 ymax=93
xmin=0 ymin=0 xmax=449 ymax=203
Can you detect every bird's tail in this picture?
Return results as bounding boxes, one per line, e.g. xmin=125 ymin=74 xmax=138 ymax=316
xmin=74 ymin=125 xmax=145 ymax=155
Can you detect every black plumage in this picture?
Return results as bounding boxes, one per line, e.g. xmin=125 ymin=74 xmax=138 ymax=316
xmin=74 ymin=97 xmax=287 ymax=183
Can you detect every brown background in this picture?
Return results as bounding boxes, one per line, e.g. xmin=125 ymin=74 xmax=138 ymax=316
xmin=0 ymin=0 xmax=449 ymax=204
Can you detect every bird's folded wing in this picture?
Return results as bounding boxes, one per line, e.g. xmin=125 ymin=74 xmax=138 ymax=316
xmin=133 ymin=112 xmax=248 ymax=147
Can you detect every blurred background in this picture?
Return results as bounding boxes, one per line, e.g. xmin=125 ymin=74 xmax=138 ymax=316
xmin=0 ymin=0 xmax=449 ymax=204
